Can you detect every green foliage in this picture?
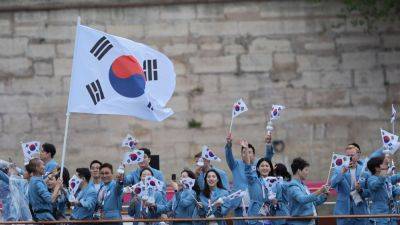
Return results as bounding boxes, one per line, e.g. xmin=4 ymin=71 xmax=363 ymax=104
xmin=188 ymin=119 xmax=202 ymax=129
xmin=313 ymin=0 xmax=400 ymax=31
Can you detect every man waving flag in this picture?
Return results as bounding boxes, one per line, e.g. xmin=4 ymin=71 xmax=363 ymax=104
xmin=67 ymin=23 xmax=175 ymax=121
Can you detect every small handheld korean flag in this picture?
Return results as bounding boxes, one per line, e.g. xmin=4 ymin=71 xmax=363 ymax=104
xmin=21 ymin=141 xmax=40 ymax=165
xmin=263 ymin=176 xmax=283 ymax=200
xmin=123 ymin=149 xmax=144 ymax=165
xmin=224 ymin=190 xmax=246 ymax=201
xmin=270 ymin=104 xmax=285 ymax=120
xmin=181 ymin=177 xmax=195 ymax=190
xmin=122 ymin=134 xmax=138 ymax=150
xmin=69 ymin=175 xmax=82 ymax=198
xmin=232 ymin=98 xmax=248 ymax=118
xmin=67 ymin=23 xmax=175 ymax=121
xmin=331 ymin=154 xmax=350 ymax=168
xmin=381 ymin=129 xmax=400 ymax=155
xmin=126 ymin=182 xmax=146 ymax=197
xmin=145 ymin=176 xmax=164 ymax=192
xmin=201 ymin=145 xmax=221 ymax=162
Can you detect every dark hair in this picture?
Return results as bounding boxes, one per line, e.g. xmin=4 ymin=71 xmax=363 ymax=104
xmin=241 ymin=143 xmax=256 ymax=154
xmin=139 ymin=148 xmax=151 ymax=158
xmin=42 ymin=143 xmax=56 ymax=158
xmin=291 ymin=157 xmax=310 ymax=175
xmin=194 ymin=152 xmax=202 ymax=159
xmin=203 ymin=169 xmax=225 ymax=198
xmin=181 ymin=169 xmax=201 ymax=196
xmin=76 ymin=168 xmax=91 ymax=182
xmin=90 ymin=160 xmax=102 ymax=168
xmin=140 ymin=167 xmax=154 ymax=179
xmin=348 ymin=143 xmax=361 ymax=153
xmin=28 ymin=158 xmax=42 ymax=173
xmin=53 ymin=167 xmax=70 ymax=188
xmin=367 ymin=157 xmax=384 ymax=175
xmin=256 ymin=158 xmax=274 ymax=177
xmin=25 ymin=163 xmax=35 ymax=174
xmin=100 ymin=163 xmax=113 ymax=173
xmin=274 ymin=163 xmax=291 ymax=181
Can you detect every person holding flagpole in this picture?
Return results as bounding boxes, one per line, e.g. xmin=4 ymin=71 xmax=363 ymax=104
xmin=225 ymin=131 xmax=274 ymax=224
xmin=27 ymin=158 xmax=63 ymax=221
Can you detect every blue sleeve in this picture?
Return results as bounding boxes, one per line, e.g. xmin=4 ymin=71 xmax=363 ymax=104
xmin=36 ymin=180 xmax=52 ymax=203
xmin=0 ymin=170 xmax=10 ymax=184
xmin=225 ymin=143 xmax=238 ymax=171
xmin=265 ymin=144 xmax=274 ymax=161
xmin=368 ymin=176 xmax=385 ymax=191
xmin=197 ymin=173 xmax=205 ymax=190
xmin=180 ymin=190 xmax=196 ymax=208
xmin=330 ymin=167 xmax=345 ymax=188
xmin=156 ymin=199 xmax=172 ymax=214
xmin=245 ymin=164 xmax=257 ymax=185
xmin=288 ymin=185 xmax=318 ymax=204
xmin=315 ymin=194 xmax=327 ymax=206
xmin=116 ymin=180 xmax=124 ymax=196
xmin=390 ymin=173 xmax=400 ymax=184
xmin=124 ymin=171 xmax=136 ymax=186
xmin=79 ymin=190 xmax=97 ymax=210
xmin=219 ymin=171 xmax=230 ymax=191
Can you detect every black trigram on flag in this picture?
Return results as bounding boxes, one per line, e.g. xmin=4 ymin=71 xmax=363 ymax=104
xmin=86 ymin=79 xmax=105 ymax=105
xmin=90 ymin=36 xmax=113 ymax=61
xmin=147 ymin=102 xmax=154 ymax=111
xmin=143 ymin=59 xmax=158 ymax=81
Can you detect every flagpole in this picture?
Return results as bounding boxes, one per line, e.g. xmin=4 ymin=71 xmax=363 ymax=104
xmin=59 ymin=113 xmax=71 ymax=179
xmin=325 ymin=153 xmax=334 ymax=185
xmin=229 ymin=116 xmax=234 ymax=134
xmin=60 ymin=17 xmax=80 ymax=179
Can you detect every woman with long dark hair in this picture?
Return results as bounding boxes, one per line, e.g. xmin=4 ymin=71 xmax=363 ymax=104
xmin=194 ymin=169 xmax=230 ymax=225
xmin=156 ymin=169 xmax=200 ymax=225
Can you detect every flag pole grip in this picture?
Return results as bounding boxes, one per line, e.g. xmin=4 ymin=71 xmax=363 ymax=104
xmin=60 ymin=113 xmax=71 ymax=180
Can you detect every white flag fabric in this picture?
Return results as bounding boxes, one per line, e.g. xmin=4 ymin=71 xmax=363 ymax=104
xmin=330 ymin=154 xmax=350 ymax=168
xmin=263 ymin=176 xmax=283 ymax=200
xmin=21 ymin=141 xmax=40 ymax=165
xmin=121 ymin=134 xmax=138 ymax=149
xmin=224 ymin=190 xmax=246 ymax=201
xmin=201 ymin=145 xmax=221 ymax=162
xmin=270 ymin=104 xmax=285 ymax=120
xmin=122 ymin=149 xmax=144 ymax=165
xmin=180 ymin=177 xmax=195 ymax=190
xmin=69 ymin=175 xmax=82 ymax=198
xmin=124 ymin=182 xmax=146 ymax=196
xmin=381 ymin=129 xmax=400 ymax=154
xmin=67 ymin=24 xmax=175 ymax=121
xmin=232 ymin=98 xmax=248 ymax=118
xmin=145 ymin=176 xmax=164 ymax=191
xmin=391 ymin=104 xmax=396 ymax=124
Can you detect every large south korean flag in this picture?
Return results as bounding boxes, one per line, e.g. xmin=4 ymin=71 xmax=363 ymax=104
xmin=67 ymin=23 xmax=175 ymax=121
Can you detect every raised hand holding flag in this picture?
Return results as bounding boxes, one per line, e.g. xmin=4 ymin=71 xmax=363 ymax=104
xmin=201 ymin=145 xmax=221 ymax=162
xmin=122 ymin=134 xmax=138 ymax=149
xmin=122 ymin=149 xmax=145 ymax=165
xmin=229 ymin=98 xmax=248 ymax=133
xmin=69 ymin=175 xmax=82 ymax=200
xmin=21 ymin=141 xmax=40 ymax=165
xmin=381 ymin=129 xmax=400 ymax=155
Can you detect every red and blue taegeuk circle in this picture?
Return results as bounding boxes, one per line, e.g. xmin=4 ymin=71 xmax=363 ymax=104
xmin=109 ymin=55 xmax=146 ymax=98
